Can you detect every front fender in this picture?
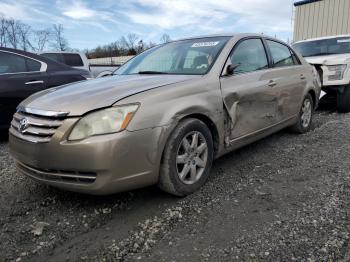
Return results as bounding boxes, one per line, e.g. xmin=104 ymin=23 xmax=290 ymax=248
xmin=119 ymin=77 xmax=224 ymax=132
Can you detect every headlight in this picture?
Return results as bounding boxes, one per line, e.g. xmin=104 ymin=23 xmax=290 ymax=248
xmin=327 ymin=64 xmax=347 ymax=81
xmin=327 ymin=64 xmax=346 ymax=71
xmin=68 ymin=104 xmax=139 ymax=141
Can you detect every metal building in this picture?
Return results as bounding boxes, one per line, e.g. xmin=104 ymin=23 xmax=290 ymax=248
xmin=293 ymin=0 xmax=350 ymax=42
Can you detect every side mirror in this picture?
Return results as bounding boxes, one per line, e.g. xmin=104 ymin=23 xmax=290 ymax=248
xmin=226 ymin=64 xmax=240 ymax=76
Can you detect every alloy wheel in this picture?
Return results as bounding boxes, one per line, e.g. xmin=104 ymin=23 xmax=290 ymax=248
xmin=176 ymin=131 xmax=208 ymax=185
xmin=301 ymin=98 xmax=312 ymax=128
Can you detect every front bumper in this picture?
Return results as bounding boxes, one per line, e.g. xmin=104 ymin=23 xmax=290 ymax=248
xmin=9 ymin=118 xmax=166 ymax=195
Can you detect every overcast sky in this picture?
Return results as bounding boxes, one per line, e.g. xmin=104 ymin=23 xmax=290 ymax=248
xmin=0 ymin=0 xmax=298 ymax=50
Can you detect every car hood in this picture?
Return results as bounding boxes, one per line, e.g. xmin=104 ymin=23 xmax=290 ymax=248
xmin=21 ymin=74 xmax=200 ymax=116
xmin=304 ymin=54 xmax=350 ymax=65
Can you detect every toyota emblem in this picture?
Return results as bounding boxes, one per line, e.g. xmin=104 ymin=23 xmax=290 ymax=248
xmin=19 ymin=118 xmax=29 ymax=133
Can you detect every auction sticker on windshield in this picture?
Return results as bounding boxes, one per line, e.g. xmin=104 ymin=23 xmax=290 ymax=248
xmin=192 ymin=42 xmax=219 ymax=47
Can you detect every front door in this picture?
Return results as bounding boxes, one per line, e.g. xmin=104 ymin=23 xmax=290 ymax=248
xmin=220 ymin=38 xmax=279 ymax=140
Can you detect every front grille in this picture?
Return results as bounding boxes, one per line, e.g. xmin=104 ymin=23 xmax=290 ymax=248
xmin=17 ymin=162 xmax=97 ymax=185
xmin=10 ymin=111 xmax=65 ymax=143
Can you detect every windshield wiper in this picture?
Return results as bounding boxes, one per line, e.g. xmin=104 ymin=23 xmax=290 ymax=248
xmin=138 ymin=71 xmax=169 ymax=74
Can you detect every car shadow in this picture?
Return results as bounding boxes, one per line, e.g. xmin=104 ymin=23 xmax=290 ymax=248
xmin=317 ymin=94 xmax=337 ymax=112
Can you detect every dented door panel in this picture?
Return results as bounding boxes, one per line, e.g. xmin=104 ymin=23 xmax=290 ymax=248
xmin=220 ymin=70 xmax=279 ymax=140
xmin=266 ymin=66 xmax=305 ymax=122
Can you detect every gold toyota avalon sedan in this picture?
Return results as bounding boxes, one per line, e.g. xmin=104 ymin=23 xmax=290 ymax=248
xmin=9 ymin=34 xmax=321 ymax=196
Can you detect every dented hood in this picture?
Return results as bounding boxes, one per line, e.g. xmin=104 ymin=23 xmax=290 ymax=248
xmin=305 ymin=53 xmax=350 ymax=65
xmin=21 ymin=74 xmax=199 ymax=116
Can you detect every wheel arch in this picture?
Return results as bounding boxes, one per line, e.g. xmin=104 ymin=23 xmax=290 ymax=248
xmin=159 ymin=113 xmax=221 ymax=167
xmin=181 ymin=113 xmax=220 ymax=156
xmin=308 ymin=89 xmax=317 ymax=109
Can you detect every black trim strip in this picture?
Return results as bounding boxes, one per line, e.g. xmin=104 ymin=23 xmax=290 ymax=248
xmin=294 ymin=0 xmax=322 ymax=7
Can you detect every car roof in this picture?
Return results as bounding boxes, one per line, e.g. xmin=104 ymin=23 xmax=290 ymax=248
xmin=294 ymin=34 xmax=350 ymax=44
xmin=0 ymin=47 xmax=39 ymax=58
xmin=175 ymin=33 xmax=266 ymax=41
xmin=173 ymin=33 xmax=290 ymax=46
xmin=39 ymin=51 xmax=84 ymax=55
xmin=0 ymin=47 xmax=79 ymax=72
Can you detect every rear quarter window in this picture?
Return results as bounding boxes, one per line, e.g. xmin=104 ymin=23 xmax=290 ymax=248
xmin=267 ymin=40 xmax=297 ymax=68
xmin=26 ymin=58 xmax=41 ymax=71
xmin=62 ymin=54 xmax=84 ymax=67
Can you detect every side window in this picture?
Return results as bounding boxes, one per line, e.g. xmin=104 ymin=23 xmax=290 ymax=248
xmin=63 ymin=54 xmax=84 ymax=67
xmin=0 ymin=52 xmax=26 ymax=73
xmin=0 ymin=52 xmax=41 ymax=74
xmin=290 ymin=49 xmax=301 ymax=65
xmin=230 ymin=39 xmax=268 ymax=74
xmin=267 ymin=40 xmax=296 ymax=67
xmin=26 ymin=58 xmax=41 ymax=71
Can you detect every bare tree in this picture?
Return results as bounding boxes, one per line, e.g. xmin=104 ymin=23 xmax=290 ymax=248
xmin=18 ymin=23 xmax=31 ymax=51
xmin=127 ymin=33 xmax=138 ymax=50
xmin=51 ymin=24 xmax=69 ymax=51
xmin=32 ymin=29 xmax=52 ymax=51
xmin=160 ymin=33 xmax=171 ymax=43
xmin=119 ymin=33 xmax=139 ymax=54
xmin=0 ymin=15 xmax=9 ymax=47
xmin=5 ymin=18 xmax=21 ymax=49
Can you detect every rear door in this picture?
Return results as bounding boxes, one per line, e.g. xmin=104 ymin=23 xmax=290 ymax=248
xmin=264 ymin=39 xmax=306 ymax=121
xmin=0 ymin=51 xmax=48 ymax=128
xmin=220 ymin=38 xmax=280 ymax=140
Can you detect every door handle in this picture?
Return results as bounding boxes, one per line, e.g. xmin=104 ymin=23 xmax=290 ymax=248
xmin=268 ymin=80 xmax=277 ymax=87
xmin=25 ymin=80 xmax=44 ymax=85
xmin=300 ymin=74 xmax=306 ymax=80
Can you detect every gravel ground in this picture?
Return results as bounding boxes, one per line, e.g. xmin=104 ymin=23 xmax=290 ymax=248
xmin=1 ymin=107 xmax=350 ymax=262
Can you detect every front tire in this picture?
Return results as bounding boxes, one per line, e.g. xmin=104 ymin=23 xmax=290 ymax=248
xmin=337 ymin=87 xmax=350 ymax=113
xmin=291 ymin=94 xmax=314 ymax=134
xmin=158 ymin=118 xmax=214 ymax=197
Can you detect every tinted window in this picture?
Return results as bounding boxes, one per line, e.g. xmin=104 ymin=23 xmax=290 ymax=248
xmin=63 ymin=54 xmax=84 ymax=67
xmin=267 ymin=40 xmax=296 ymax=67
xmin=26 ymin=58 xmax=41 ymax=71
xmin=230 ymin=38 xmax=268 ymax=74
xmin=41 ymin=53 xmax=64 ymax=63
xmin=0 ymin=52 xmax=41 ymax=74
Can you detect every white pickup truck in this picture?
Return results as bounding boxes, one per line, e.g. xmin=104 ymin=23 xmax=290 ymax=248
xmin=293 ymin=35 xmax=350 ymax=112
xmin=39 ymin=52 xmax=119 ymax=78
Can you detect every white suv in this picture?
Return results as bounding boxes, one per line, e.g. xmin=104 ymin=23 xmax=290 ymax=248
xmin=293 ymin=35 xmax=350 ymax=112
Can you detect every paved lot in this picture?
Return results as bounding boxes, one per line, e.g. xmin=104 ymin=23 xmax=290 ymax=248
xmin=1 ymin=108 xmax=350 ymax=262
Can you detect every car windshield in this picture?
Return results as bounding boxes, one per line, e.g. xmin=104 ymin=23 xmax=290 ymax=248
xmin=115 ymin=37 xmax=230 ymax=75
xmin=293 ymin=37 xmax=350 ymax=57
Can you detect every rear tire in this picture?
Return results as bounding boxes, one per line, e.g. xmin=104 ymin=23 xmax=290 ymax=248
xmin=291 ymin=94 xmax=314 ymax=134
xmin=158 ymin=118 xmax=214 ymax=197
xmin=337 ymin=87 xmax=350 ymax=113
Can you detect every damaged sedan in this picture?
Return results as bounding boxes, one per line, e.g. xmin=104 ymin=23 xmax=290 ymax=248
xmin=9 ymin=34 xmax=320 ymax=196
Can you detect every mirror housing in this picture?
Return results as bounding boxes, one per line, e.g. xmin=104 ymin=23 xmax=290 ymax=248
xmin=226 ymin=64 xmax=239 ymax=76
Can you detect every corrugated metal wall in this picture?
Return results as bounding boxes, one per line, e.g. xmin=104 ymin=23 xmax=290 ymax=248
xmin=294 ymin=0 xmax=350 ymax=42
